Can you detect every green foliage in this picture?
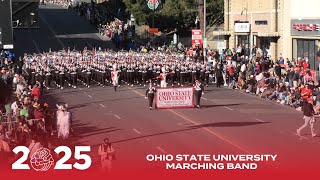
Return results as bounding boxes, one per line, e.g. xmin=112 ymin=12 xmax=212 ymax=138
xmin=123 ymin=0 xmax=149 ymax=25
xmin=206 ymin=0 xmax=224 ymax=26
xmin=123 ymin=0 xmax=224 ymax=35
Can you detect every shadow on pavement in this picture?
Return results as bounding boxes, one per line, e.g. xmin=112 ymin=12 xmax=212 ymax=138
xmin=108 ymin=121 xmax=269 ymax=145
xmin=201 ymin=104 xmax=242 ymax=109
xmin=205 ymin=88 xmax=233 ymax=92
xmin=190 ymin=121 xmax=270 ymax=128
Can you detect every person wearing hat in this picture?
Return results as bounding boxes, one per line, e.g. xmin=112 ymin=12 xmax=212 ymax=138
xmin=297 ymin=98 xmax=317 ymax=137
xmin=157 ymin=67 xmax=173 ymax=88
xmin=98 ymin=138 xmax=115 ymax=172
xmin=145 ymin=81 xmax=156 ymax=110
xmin=194 ymin=79 xmax=204 ymax=108
xmin=56 ymin=104 xmax=70 ymax=140
xmin=111 ymin=64 xmax=121 ymax=91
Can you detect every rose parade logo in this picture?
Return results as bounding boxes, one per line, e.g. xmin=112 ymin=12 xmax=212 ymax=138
xmin=12 ymin=146 xmax=91 ymax=170
xmin=30 ymin=148 xmax=54 ymax=171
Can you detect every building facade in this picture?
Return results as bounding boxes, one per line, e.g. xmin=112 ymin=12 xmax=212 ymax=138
xmin=288 ymin=0 xmax=320 ymax=70
xmin=219 ymin=0 xmax=320 ymax=69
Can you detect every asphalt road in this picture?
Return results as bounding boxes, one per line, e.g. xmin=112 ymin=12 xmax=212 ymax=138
xmin=13 ymin=4 xmax=112 ymax=58
xmin=13 ymin=4 xmax=320 ymax=177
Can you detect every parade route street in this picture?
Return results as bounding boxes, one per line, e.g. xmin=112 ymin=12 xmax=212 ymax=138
xmin=13 ymin=4 xmax=320 ymax=175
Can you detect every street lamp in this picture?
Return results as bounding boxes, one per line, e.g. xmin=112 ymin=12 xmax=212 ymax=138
xmin=241 ymin=7 xmax=250 ymax=56
xmin=240 ymin=8 xmax=248 ymax=22
xmin=203 ymin=0 xmax=206 ymax=59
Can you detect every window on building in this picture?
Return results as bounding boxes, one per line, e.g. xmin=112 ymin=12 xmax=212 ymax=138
xmin=255 ymin=21 xmax=268 ymax=25
xmin=295 ymin=39 xmax=317 ymax=70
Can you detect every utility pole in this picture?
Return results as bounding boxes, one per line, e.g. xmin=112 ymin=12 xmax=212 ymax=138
xmin=203 ymin=0 xmax=206 ymax=58
xmin=153 ymin=2 xmax=155 ymax=28
xmin=198 ymin=0 xmax=206 ymax=58
xmin=198 ymin=0 xmax=204 ymax=32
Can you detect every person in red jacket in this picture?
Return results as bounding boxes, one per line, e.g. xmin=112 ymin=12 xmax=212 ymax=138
xmin=300 ymin=84 xmax=312 ymax=100
xmin=303 ymin=58 xmax=310 ymax=69
xmin=31 ymin=85 xmax=41 ymax=101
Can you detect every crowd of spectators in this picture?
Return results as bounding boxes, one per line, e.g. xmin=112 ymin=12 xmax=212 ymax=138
xmin=0 ymin=50 xmax=56 ymax=162
xmin=44 ymin=0 xmax=71 ymax=8
xmin=97 ymin=19 xmax=136 ymax=50
xmin=218 ymin=46 xmax=320 ymax=112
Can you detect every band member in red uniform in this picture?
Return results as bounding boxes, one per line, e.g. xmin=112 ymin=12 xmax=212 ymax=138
xmin=194 ymin=80 xmax=204 ymax=108
xmin=157 ymin=67 xmax=173 ymax=88
xmin=111 ymin=64 xmax=121 ymax=91
xmin=145 ymin=81 xmax=157 ymax=110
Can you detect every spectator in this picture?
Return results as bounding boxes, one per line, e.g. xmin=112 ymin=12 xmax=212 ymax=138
xmin=28 ymin=135 xmax=43 ymax=158
xmin=31 ymin=84 xmax=41 ymax=101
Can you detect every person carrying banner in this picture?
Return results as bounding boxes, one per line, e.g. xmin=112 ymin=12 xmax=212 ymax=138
xmin=145 ymin=81 xmax=157 ymax=110
xmin=194 ymin=80 xmax=204 ymax=108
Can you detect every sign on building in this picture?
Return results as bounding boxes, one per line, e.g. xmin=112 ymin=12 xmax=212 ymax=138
xmin=192 ymin=29 xmax=202 ymax=48
xmin=149 ymin=28 xmax=159 ymax=34
xmin=155 ymin=87 xmax=194 ymax=109
xmin=291 ymin=19 xmax=320 ymax=36
xmin=234 ymin=23 xmax=250 ymax=33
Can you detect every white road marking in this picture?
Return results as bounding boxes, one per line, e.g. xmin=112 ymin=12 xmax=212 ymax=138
xmin=293 ymin=133 xmax=309 ymax=139
xmin=224 ymin=106 xmax=234 ymax=111
xmin=88 ymin=95 xmax=93 ymax=98
xmin=132 ymin=128 xmax=142 ymax=135
xmin=32 ymin=40 xmax=40 ymax=53
xmin=156 ymin=146 xmax=167 ymax=154
xmin=201 ymin=97 xmax=208 ymax=100
xmin=255 ymin=118 xmax=265 ymax=122
xmin=114 ymin=115 xmax=121 ymax=119
xmin=99 ymin=104 xmax=105 ymax=108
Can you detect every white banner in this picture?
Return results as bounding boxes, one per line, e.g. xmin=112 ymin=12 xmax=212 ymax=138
xmin=235 ymin=23 xmax=250 ymax=33
xmin=156 ymin=87 xmax=194 ymax=109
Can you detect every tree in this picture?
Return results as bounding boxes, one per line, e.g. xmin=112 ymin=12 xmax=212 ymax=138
xmin=206 ymin=0 xmax=224 ymax=26
xmin=123 ymin=0 xmax=149 ymax=25
xmin=122 ymin=0 xmax=224 ymax=35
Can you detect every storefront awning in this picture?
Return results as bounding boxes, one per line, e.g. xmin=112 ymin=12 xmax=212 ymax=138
xmin=257 ymin=32 xmax=281 ymax=37
xmin=212 ymin=31 xmax=232 ymax=36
